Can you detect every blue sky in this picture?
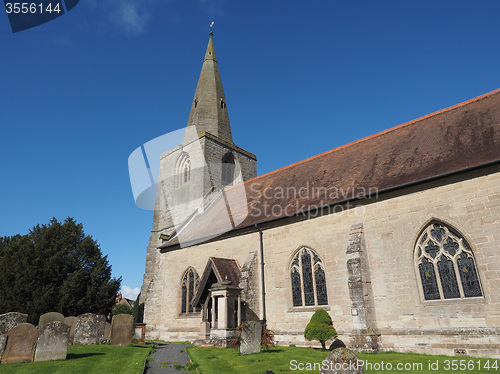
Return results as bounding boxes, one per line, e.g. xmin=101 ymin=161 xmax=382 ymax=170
xmin=1 ymin=1 xmax=499 ymax=300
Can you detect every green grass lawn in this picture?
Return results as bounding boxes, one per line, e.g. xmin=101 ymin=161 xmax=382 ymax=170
xmin=0 ymin=343 xmax=154 ymax=374
xmin=186 ymin=346 xmax=500 ymax=374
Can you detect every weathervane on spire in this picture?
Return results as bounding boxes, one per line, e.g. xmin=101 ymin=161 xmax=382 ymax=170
xmin=210 ymin=21 xmax=214 ymax=35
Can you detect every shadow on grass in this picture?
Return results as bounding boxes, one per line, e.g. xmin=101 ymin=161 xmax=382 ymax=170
xmin=261 ymin=348 xmax=284 ymax=353
xmin=66 ymin=353 xmax=106 ymax=360
xmin=131 ymin=344 xmax=155 ymax=349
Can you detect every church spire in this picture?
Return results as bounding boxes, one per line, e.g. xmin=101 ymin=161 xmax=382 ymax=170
xmin=185 ymin=31 xmax=233 ymax=143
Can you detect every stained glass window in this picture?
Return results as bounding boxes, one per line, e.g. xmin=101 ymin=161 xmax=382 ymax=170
xmin=291 ymin=269 xmax=302 ymax=307
xmin=181 ymin=268 xmax=200 ymax=314
xmin=457 ymin=253 xmax=483 ymax=297
xmin=418 ymin=257 xmax=440 ymax=300
xmin=415 ymin=222 xmax=482 ymax=301
xmin=290 ymin=247 xmax=328 ymax=307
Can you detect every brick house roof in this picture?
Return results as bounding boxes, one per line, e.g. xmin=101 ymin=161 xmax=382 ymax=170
xmin=160 ymin=88 xmax=500 ymax=250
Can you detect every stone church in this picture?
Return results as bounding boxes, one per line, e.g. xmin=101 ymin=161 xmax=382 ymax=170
xmin=140 ymin=33 xmax=500 ymax=358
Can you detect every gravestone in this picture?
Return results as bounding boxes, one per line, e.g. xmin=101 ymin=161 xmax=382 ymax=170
xmin=319 ymin=347 xmax=364 ymax=374
xmin=110 ymin=314 xmax=134 ymax=345
xmin=73 ymin=313 xmax=106 ymax=345
xmin=1 ymin=323 xmax=38 ymax=364
xmin=64 ymin=317 xmax=77 ymax=344
xmin=39 ymin=312 xmax=65 ymax=327
xmin=34 ymin=321 xmax=70 ymax=362
xmin=0 ymin=312 xmax=28 ymax=354
xmin=240 ymin=321 xmax=262 ymax=355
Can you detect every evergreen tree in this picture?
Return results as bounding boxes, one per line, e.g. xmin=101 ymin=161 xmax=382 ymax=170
xmin=304 ymin=308 xmax=337 ymax=350
xmin=0 ymin=217 xmax=121 ymax=324
xmin=113 ymin=304 xmax=133 ymax=316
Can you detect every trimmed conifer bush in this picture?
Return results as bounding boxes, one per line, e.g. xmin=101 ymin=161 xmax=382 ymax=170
xmin=304 ymin=308 xmax=337 ymax=349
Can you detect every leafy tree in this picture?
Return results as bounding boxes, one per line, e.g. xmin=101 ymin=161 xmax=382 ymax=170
xmin=113 ymin=304 xmax=133 ymax=316
xmin=0 ymin=217 xmax=121 ymax=324
xmin=304 ymin=308 xmax=337 ymax=350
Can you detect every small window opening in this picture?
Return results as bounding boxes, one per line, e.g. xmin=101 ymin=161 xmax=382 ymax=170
xmin=220 ymin=99 xmax=226 ymax=109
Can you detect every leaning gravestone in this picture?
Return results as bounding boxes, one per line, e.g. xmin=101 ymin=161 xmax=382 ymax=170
xmin=1 ymin=323 xmax=38 ymax=364
xmin=319 ymin=347 xmax=364 ymax=374
xmin=110 ymin=314 xmax=134 ymax=345
xmin=64 ymin=317 xmax=77 ymax=344
xmin=39 ymin=312 xmax=65 ymax=327
xmin=34 ymin=321 xmax=70 ymax=362
xmin=240 ymin=321 xmax=262 ymax=355
xmin=73 ymin=313 xmax=106 ymax=345
xmin=0 ymin=312 xmax=28 ymax=354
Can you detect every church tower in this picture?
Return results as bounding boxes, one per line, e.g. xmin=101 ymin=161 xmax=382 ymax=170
xmin=140 ymin=32 xmax=257 ymax=307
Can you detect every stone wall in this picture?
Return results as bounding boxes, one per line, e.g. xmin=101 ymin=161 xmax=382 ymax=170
xmin=143 ymin=165 xmax=500 ymax=357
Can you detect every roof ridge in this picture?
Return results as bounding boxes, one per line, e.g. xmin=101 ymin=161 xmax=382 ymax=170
xmin=241 ymin=87 xmax=500 ymax=185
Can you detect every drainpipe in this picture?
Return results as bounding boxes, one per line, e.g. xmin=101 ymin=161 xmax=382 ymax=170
xmin=255 ymin=224 xmax=267 ymax=329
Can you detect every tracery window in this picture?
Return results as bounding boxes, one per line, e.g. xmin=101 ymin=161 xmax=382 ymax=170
xmin=180 ymin=268 xmax=200 ymax=314
xmin=221 ymin=153 xmax=235 ymax=186
xmin=290 ymin=247 xmax=328 ymax=307
xmin=415 ymin=222 xmax=483 ymax=301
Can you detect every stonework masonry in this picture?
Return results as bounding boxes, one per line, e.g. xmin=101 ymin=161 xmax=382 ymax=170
xmin=143 ymin=165 xmax=500 ymax=357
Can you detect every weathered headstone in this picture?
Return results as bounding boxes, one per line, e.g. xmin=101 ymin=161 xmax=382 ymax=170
xmin=110 ymin=314 xmax=134 ymax=345
xmin=240 ymin=321 xmax=262 ymax=355
xmin=34 ymin=321 xmax=70 ymax=362
xmin=73 ymin=313 xmax=106 ymax=345
xmin=329 ymin=338 xmax=347 ymax=350
xmin=0 ymin=312 xmax=28 ymax=354
xmin=39 ymin=312 xmax=65 ymax=327
xmin=64 ymin=316 xmax=77 ymax=344
xmin=104 ymin=322 xmax=112 ymax=340
xmin=319 ymin=347 xmax=364 ymax=374
xmin=1 ymin=323 xmax=38 ymax=364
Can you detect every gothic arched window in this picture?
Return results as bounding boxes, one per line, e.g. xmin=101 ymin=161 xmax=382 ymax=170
xmin=415 ymin=222 xmax=483 ymax=301
xmin=221 ymin=153 xmax=235 ymax=186
xmin=180 ymin=267 xmax=200 ymax=314
xmin=177 ymin=153 xmax=191 ymax=186
xmin=290 ymin=247 xmax=328 ymax=307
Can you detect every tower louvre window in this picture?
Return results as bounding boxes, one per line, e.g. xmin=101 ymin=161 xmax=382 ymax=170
xmin=221 ymin=153 xmax=235 ymax=186
xmin=177 ymin=153 xmax=191 ymax=186
xmin=415 ymin=222 xmax=483 ymax=301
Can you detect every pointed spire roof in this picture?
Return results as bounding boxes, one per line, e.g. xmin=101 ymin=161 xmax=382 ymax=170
xmin=185 ymin=32 xmax=233 ymax=143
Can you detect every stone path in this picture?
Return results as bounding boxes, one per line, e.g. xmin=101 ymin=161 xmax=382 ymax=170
xmin=145 ymin=342 xmax=192 ymax=374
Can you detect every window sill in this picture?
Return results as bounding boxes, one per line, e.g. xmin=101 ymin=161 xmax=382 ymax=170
xmin=420 ymin=296 xmax=485 ymax=305
xmin=177 ymin=312 xmax=202 ymax=318
xmin=287 ymin=305 xmax=330 ymax=313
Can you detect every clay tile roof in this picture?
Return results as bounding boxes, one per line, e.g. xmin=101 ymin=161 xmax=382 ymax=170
xmin=192 ymin=257 xmax=241 ymax=306
xmin=161 ymin=88 xmax=500 ymax=249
